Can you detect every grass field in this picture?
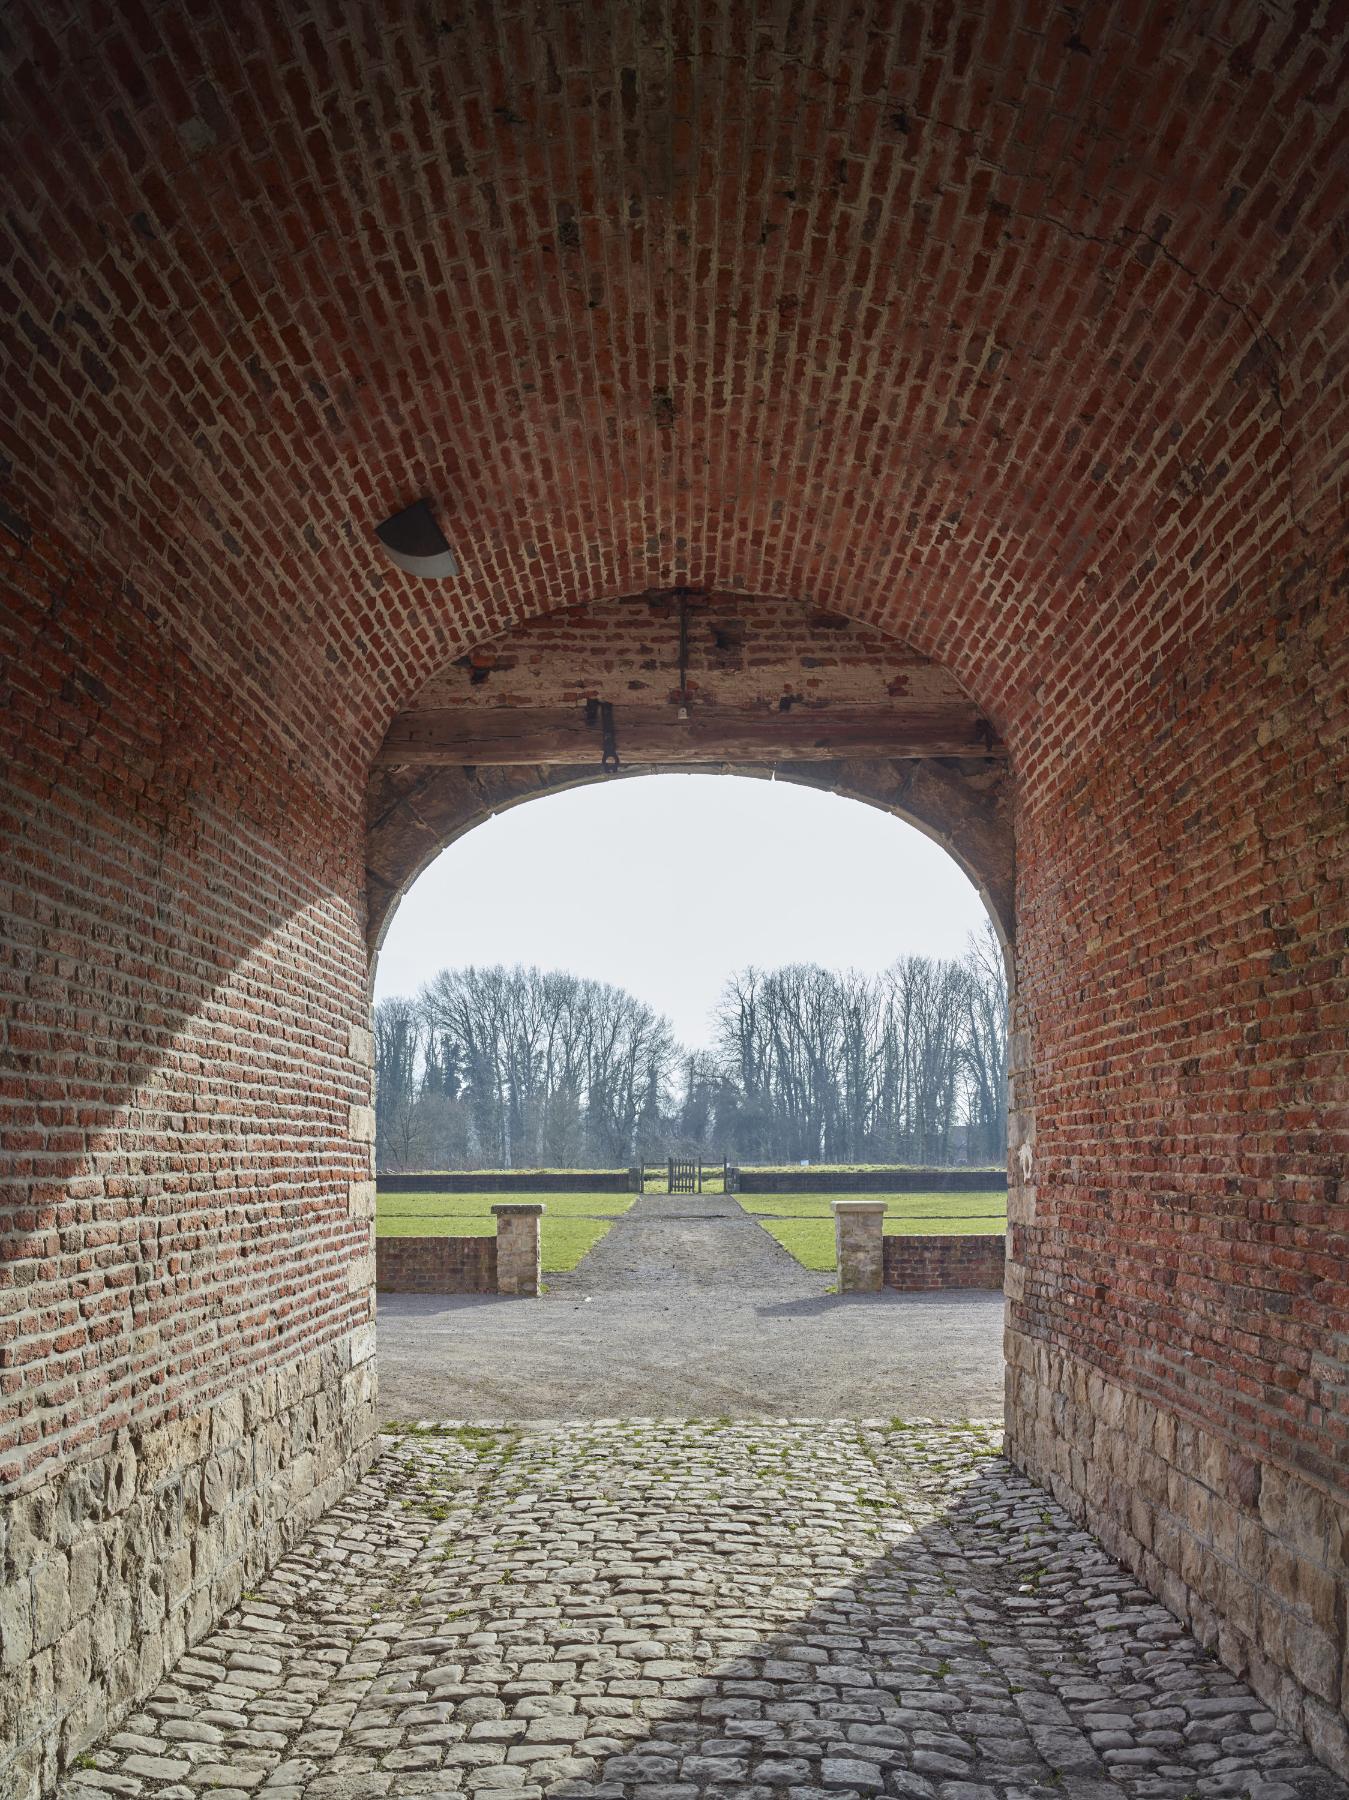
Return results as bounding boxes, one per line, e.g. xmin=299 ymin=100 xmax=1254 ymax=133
xmin=737 ymin=1191 xmax=1005 ymax=1226
xmin=374 ymin=1189 xmax=627 ymax=1272
xmin=758 ymin=1214 xmax=1002 ymax=1272
xmin=742 ymin=1191 xmax=1006 ymax=1272
xmin=376 ymin=1190 xmax=637 ymax=1220
xmin=738 ymin=1163 xmax=1003 ymax=1176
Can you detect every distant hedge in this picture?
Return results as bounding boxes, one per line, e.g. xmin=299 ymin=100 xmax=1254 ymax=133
xmin=377 ymin=1169 xmax=634 ymax=1193
xmin=736 ymin=1165 xmax=1006 ymax=1194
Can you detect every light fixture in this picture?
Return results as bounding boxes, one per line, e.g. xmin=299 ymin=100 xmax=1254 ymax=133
xmin=374 ymin=499 xmax=459 ymax=578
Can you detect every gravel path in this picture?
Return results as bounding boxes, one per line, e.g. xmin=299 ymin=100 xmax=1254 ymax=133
xmin=58 ymin=1421 xmax=1346 ymax=1799
xmin=377 ymin=1192 xmax=1004 ymax=1422
xmin=548 ymin=1189 xmax=826 ymax=1297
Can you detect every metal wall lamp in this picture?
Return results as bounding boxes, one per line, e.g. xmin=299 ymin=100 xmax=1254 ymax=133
xmin=374 ymin=499 xmax=459 ymax=578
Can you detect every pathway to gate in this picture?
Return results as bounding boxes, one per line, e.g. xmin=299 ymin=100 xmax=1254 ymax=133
xmin=377 ymin=1189 xmax=1004 ymax=1421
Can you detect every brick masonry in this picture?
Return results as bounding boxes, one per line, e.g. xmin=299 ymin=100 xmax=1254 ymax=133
xmin=404 ymin=590 xmax=968 ymax=716
xmin=883 ymin=1233 xmax=1006 ymax=1291
xmin=374 ymin=1235 xmax=497 ymax=1295
xmin=365 ymin=596 xmax=1015 ymax=956
xmin=1 ymin=2 xmax=1346 ymax=1791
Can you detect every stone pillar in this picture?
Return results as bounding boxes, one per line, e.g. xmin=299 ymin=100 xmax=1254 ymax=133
xmin=492 ymin=1202 xmax=544 ymax=1296
xmin=833 ymin=1200 xmax=887 ymax=1292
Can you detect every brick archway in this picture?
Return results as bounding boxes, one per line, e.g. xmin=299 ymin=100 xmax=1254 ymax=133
xmin=365 ymin=590 xmax=1015 ymax=959
xmin=3 ymin=3 xmax=1346 ymax=1792
xmin=366 ymin=755 xmax=1014 ymax=969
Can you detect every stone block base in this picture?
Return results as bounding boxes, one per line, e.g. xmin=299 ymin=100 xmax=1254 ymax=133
xmin=1005 ymin=1327 xmax=1348 ymax=1779
xmin=0 ymin=1328 xmax=378 ymax=1800
xmin=492 ymin=1203 xmax=543 ymax=1297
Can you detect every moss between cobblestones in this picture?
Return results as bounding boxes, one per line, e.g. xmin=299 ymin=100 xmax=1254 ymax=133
xmin=57 ymin=1421 xmax=1339 ymax=1800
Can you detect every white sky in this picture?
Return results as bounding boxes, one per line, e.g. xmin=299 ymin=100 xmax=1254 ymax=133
xmin=373 ymin=774 xmax=991 ymax=1049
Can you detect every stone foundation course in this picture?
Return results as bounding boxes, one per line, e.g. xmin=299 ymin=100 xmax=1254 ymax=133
xmin=0 ymin=1331 xmax=378 ymax=1800
xmin=1007 ymin=1330 xmax=1349 ymax=1780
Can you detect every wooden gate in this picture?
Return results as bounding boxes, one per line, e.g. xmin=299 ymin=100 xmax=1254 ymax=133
xmin=667 ymin=1157 xmax=700 ymax=1193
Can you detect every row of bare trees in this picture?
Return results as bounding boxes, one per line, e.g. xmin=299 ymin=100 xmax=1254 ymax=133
xmin=699 ymin=923 xmax=1007 ymax=1164
xmin=373 ymin=926 xmax=1007 ymax=1171
xmin=375 ymin=966 xmax=676 ymax=1171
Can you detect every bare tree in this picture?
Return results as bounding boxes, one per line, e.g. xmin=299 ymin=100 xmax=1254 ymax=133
xmin=409 ymin=964 xmax=679 ymax=1168
xmin=374 ymin=943 xmax=1007 ymax=1173
xmin=710 ymin=950 xmax=1005 ymax=1165
xmin=373 ymin=996 xmax=426 ymax=1170
xmin=958 ymin=921 xmax=1009 ymax=1163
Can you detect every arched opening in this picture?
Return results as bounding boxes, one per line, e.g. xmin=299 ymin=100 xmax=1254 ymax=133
xmin=365 ymin=589 xmax=1016 ymax=965
xmin=367 ymin=738 xmax=1014 ymax=1424
xmin=7 ymin=3 xmax=1346 ymax=1788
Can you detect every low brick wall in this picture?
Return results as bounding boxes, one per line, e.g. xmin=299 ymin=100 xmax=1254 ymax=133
xmin=739 ymin=1166 xmax=1006 ymax=1194
xmin=378 ymin=1169 xmax=630 ymax=1192
xmin=882 ymin=1233 xmax=1006 ymax=1290
xmin=376 ymin=1235 xmax=497 ymax=1293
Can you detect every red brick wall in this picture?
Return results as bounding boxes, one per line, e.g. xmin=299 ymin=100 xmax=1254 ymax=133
xmin=1009 ymin=561 xmax=1348 ymax=1498
xmin=1 ymin=518 xmax=382 ymax=1794
xmin=2 ymin=0 xmax=1347 ymax=1782
xmin=1003 ymin=556 xmax=1348 ymax=1769
xmin=405 ymin=591 xmax=966 ymax=714
xmin=0 ymin=525 xmax=375 ymax=1496
xmin=376 ymin=1235 xmax=497 ymax=1295
xmin=883 ymin=1234 xmax=1005 ymax=1291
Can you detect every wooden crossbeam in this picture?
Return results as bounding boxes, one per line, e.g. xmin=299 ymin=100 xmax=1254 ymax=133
xmin=374 ymin=702 xmax=1004 ymax=765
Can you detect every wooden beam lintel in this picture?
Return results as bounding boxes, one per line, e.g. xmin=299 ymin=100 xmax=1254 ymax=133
xmin=374 ymin=703 xmax=1006 ymax=766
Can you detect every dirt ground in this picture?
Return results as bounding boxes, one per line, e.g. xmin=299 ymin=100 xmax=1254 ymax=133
xmin=376 ymin=1191 xmax=1005 ymax=1421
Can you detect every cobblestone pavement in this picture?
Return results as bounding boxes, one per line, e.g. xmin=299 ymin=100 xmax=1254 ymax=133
xmin=59 ymin=1422 xmax=1345 ymax=1800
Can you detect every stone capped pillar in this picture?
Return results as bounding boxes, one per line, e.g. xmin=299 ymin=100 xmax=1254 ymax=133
xmin=491 ymin=1202 xmax=544 ymax=1296
xmin=833 ymin=1200 xmax=887 ymax=1292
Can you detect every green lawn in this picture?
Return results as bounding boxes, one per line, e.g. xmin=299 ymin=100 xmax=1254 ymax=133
xmin=759 ymin=1219 xmax=837 ymax=1270
xmin=376 ymin=1189 xmax=636 ymax=1220
xmin=539 ymin=1218 xmax=613 ymax=1271
xmin=737 ymin=1190 xmax=1005 ymax=1224
xmin=378 ymin=1213 xmax=496 ymax=1237
xmin=371 ymin=1202 xmax=608 ymax=1274
xmin=744 ymin=1192 xmax=1006 ymax=1273
xmin=739 ymin=1163 xmax=1003 ymax=1176
xmin=759 ymin=1213 xmax=1004 ymax=1272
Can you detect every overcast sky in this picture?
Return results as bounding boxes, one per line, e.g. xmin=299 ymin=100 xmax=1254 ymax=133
xmin=373 ymin=774 xmax=991 ymax=1049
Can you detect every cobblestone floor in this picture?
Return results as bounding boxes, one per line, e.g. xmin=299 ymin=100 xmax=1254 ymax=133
xmin=60 ymin=1422 xmax=1345 ymax=1800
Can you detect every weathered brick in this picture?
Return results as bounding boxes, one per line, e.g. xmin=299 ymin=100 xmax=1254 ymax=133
xmin=375 ymin=1235 xmax=497 ymax=1295
xmin=1 ymin=2 xmax=1345 ymax=1792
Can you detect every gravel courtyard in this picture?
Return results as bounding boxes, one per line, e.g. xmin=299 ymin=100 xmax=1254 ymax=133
xmin=59 ymin=1421 xmax=1343 ymax=1800
xmin=377 ymin=1192 xmax=1006 ymax=1423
